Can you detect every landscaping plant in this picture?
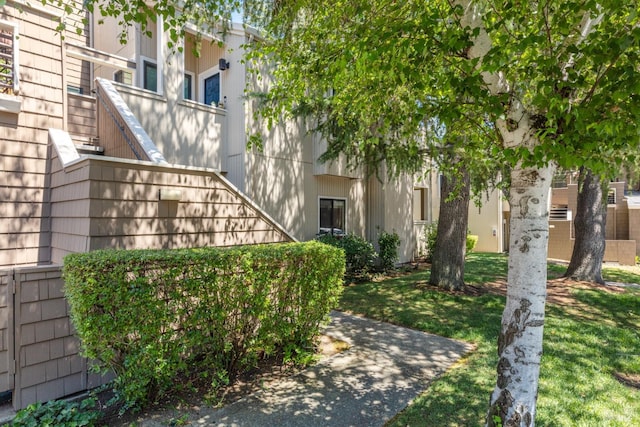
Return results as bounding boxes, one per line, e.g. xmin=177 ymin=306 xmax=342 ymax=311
xmin=63 ymin=242 xmax=344 ymax=412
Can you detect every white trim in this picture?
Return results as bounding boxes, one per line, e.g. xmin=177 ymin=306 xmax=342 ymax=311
xmin=155 ymin=17 xmax=164 ymax=96
xmin=0 ymin=93 xmax=21 ymax=114
xmin=65 ymin=42 xmax=136 ymax=72
xmin=96 ymin=78 xmax=167 ymax=164
xmin=318 ymin=196 xmax=348 ymax=235
xmin=199 ymin=65 xmax=222 ymax=106
xmin=184 ymin=23 xmax=223 ymax=44
xmin=49 ymin=128 xmax=80 ymax=167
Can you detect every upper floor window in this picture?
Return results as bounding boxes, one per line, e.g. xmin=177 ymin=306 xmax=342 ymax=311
xmin=0 ymin=20 xmax=19 ymax=95
xmin=184 ymin=72 xmax=194 ymax=100
xmin=199 ymin=66 xmax=221 ymax=107
xmin=143 ymin=60 xmax=157 ymax=92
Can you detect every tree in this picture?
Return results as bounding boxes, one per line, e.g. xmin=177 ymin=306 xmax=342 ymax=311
xmin=429 ymin=164 xmax=471 ymax=291
xmin=246 ymin=3 xmax=640 ymax=426
xmin=60 ymin=0 xmax=640 ymax=425
xmin=564 ymin=167 xmax=608 ymax=284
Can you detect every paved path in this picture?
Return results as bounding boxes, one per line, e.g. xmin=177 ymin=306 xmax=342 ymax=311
xmin=184 ymin=311 xmax=474 ymax=427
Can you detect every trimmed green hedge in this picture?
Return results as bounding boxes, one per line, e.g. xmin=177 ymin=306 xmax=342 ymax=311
xmin=63 ymin=242 xmax=344 ymax=411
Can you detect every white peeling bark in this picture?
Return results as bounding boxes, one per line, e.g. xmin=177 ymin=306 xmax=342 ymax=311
xmin=456 ymin=2 xmax=558 ymax=425
xmin=487 ymin=158 xmax=555 ymax=426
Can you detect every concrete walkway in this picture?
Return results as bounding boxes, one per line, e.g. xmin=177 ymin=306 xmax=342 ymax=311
xmin=174 ymin=311 xmax=474 ymax=427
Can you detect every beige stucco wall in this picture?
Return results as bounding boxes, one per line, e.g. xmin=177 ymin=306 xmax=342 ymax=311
xmin=116 ymin=83 xmax=228 ymax=170
xmin=549 ymin=219 xmax=636 ymax=265
xmin=366 ymin=173 xmax=415 ymax=263
xmin=91 ymin=14 xmax=137 ymax=83
xmin=629 ymin=206 xmax=640 ymax=255
xmin=382 ymin=174 xmax=415 ymax=262
xmin=468 ymin=188 xmax=504 ymax=253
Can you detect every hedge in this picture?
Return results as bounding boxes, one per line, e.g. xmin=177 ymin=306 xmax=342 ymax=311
xmin=63 ymin=241 xmax=344 ymax=411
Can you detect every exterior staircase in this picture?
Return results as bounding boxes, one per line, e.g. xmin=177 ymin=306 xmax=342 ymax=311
xmin=550 ymin=205 xmax=569 ymax=220
xmin=74 ymin=136 xmax=105 ymax=156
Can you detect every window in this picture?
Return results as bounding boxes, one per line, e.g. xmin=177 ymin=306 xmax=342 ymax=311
xmin=67 ymin=85 xmax=83 ymax=95
xmin=184 ymin=72 xmax=193 ymax=100
xmin=319 ymin=198 xmax=346 ymax=235
xmin=199 ymin=66 xmax=222 ymax=106
xmin=608 ymin=188 xmax=616 ymax=205
xmin=204 ymin=73 xmax=220 ymax=105
xmin=114 ymin=70 xmax=132 ymax=85
xmin=413 ymin=187 xmax=430 ymax=221
xmin=143 ymin=60 xmax=157 ymax=92
xmin=0 ymin=20 xmax=19 ymax=95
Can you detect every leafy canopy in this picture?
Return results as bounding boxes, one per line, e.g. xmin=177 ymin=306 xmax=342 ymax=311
xmin=247 ymin=0 xmax=640 ymax=176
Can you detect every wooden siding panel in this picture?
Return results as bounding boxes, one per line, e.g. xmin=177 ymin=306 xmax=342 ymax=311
xmin=50 ymin=158 xmax=292 ymax=263
xmin=0 ymin=0 xmax=76 ymax=268
xmin=67 ymin=94 xmax=96 ymax=139
xmin=13 ymin=265 xmax=112 ymax=410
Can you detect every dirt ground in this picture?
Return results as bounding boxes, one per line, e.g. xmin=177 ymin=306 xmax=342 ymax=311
xmin=99 ymin=335 xmax=350 ymax=426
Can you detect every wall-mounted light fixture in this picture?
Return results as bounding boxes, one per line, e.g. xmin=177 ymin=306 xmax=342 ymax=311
xmin=219 ymin=58 xmax=230 ymax=70
xmin=159 ymin=188 xmax=182 ymax=201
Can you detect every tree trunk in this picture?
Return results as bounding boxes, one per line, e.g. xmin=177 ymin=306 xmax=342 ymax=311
xmin=487 ymin=161 xmax=555 ymax=427
xmin=429 ymin=167 xmax=471 ymax=291
xmin=564 ymin=168 xmax=607 ymax=284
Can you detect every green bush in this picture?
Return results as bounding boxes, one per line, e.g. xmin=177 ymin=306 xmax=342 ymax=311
xmin=63 ymin=242 xmax=344 ymax=412
xmin=424 ymin=222 xmax=477 ymax=261
xmin=377 ymin=230 xmax=401 ymax=271
xmin=317 ymin=233 xmax=376 ymax=280
xmin=11 ymin=397 xmax=99 ymax=427
xmin=466 ymin=234 xmax=479 ymax=253
xmin=424 ymin=222 xmax=438 ymax=262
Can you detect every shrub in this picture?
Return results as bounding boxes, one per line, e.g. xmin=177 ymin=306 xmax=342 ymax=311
xmin=377 ymin=230 xmax=401 ymax=271
xmin=424 ymin=222 xmax=438 ymax=262
xmin=11 ymin=397 xmax=99 ymax=427
xmin=424 ymin=222 xmax=478 ymax=261
xmin=466 ymin=234 xmax=479 ymax=253
xmin=317 ymin=233 xmax=376 ymax=280
xmin=63 ymin=242 xmax=344 ymax=412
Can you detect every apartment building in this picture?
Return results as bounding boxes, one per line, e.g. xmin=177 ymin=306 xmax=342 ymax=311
xmin=0 ymin=1 xmax=435 ymax=411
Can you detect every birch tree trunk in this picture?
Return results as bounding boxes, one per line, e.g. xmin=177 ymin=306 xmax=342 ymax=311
xmin=487 ymin=160 xmax=555 ymax=426
xmin=564 ymin=168 xmax=607 ymax=284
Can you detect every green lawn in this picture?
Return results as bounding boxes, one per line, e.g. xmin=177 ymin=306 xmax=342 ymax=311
xmin=338 ymin=252 xmax=640 ymax=426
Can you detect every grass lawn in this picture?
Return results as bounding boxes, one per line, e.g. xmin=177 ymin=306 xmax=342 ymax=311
xmin=338 ymin=252 xmax=640 ymax=426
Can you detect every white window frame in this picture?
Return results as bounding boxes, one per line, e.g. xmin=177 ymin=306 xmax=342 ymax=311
xmin=199 ymin=65 xmax=222 ymax=106
xmin=0 ymin=19 xmax=21 ymax=114
xmin=318 ymin=196 xmax=347 ymax=235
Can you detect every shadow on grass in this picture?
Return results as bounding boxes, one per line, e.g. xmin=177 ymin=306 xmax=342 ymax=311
xmin=539 ymin=300 xmax=640 ymax=426
xmin=340 ymin=253 xmax=640 ymax=426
